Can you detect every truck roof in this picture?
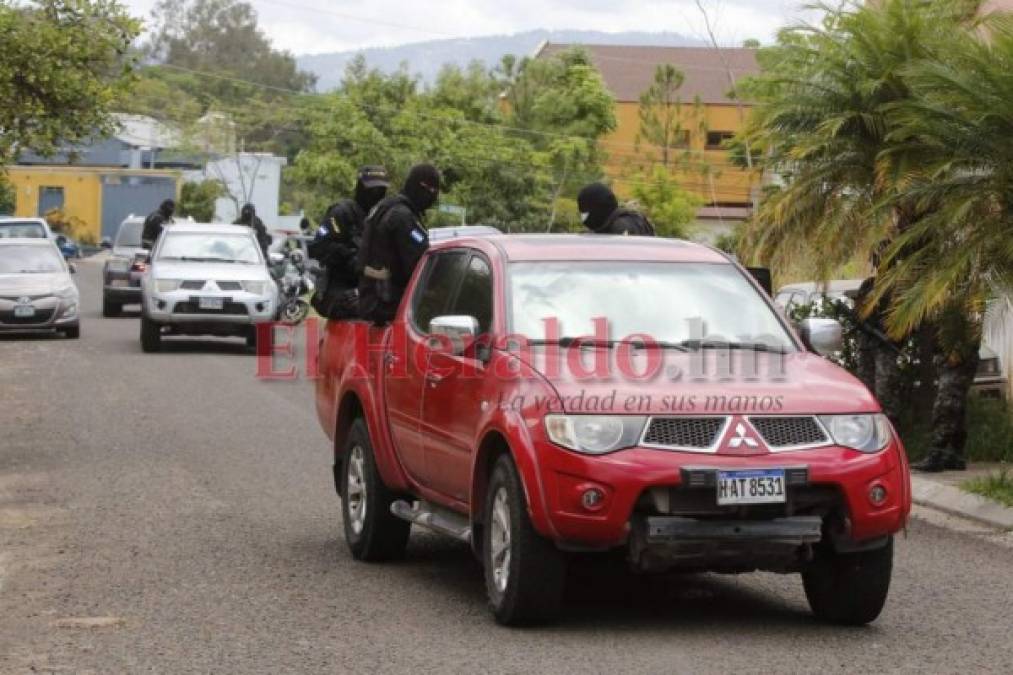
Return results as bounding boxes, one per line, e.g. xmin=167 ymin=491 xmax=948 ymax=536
xmin=432 ymin=233 xmax=730 ymax=264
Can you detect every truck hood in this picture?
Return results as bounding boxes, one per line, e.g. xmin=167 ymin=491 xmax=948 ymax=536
xmin=151 ymin=260 xmax=271 ymax=282
xmin=0 ymin=272 xmax=74 ymax=297
xmin=522 ymin=347 xmax=879 ymax=416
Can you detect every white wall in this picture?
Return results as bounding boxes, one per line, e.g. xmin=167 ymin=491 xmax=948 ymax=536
xmin=984 ymin=295 xmax=1013 ymax=401
xmin=184 ymin=153 xmax=287 ymax=226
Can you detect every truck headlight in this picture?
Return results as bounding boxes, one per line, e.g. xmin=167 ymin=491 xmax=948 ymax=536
xmin=544 ymin=415 xmax=647 ymax=455
xmin=155 ymin=279 xmax=182 ymax=293
xmin=242 ymin=281 xmax=268 ymax=295
xmin=819 ymin=414 xmax=892 ymax=453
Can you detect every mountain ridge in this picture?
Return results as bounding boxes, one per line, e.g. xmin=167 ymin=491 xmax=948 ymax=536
xmin=298 ymin=29 xmax=706 ymax=91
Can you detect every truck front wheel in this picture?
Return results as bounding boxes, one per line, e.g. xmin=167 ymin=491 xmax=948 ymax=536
xmin=483 ymin=454 xmax=565 ymax=625
xmin=803 ymin=537 xmax=893 ymax=625
xmin=341 ymin=418 xmax=410 ymax=561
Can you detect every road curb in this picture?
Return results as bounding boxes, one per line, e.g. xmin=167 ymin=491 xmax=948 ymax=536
xmin=911 ymin=475 xmax=1013 ymax=531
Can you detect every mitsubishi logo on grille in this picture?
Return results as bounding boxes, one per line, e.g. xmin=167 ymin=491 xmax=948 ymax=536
xmin=728 ymin=422 xmax=759 ymax=449
xmin=16 ymin=296 xmax=31 ymax=305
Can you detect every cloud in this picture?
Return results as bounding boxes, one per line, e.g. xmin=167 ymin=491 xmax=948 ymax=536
xmin=122 ymin=0 xmax=817 ymax=55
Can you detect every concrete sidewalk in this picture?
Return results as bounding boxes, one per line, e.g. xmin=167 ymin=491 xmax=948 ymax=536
xmin=911 ymin=463 xmax=1013 ymax=530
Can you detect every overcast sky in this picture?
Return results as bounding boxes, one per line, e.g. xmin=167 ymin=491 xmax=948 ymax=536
xmin=122 ymin=0 xmax=819 ymax=55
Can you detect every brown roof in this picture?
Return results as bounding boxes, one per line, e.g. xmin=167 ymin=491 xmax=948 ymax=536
xmin=536 ymin=43 xmax=760 ymax=105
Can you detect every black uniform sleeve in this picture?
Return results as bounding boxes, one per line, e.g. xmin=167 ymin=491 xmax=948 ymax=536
xmin=141 ymin=213 xmax=164 ymax=248
xmin=387 ymin=206 xmax=429 ymax=287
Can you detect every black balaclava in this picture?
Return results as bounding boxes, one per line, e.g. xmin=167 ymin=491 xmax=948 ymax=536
xmin=577 ymin=183 xmax=619 ymax=232
xmin=354 ymin=165 xmax=390 ymax=213
xmin=160 ymin=199 xmax=176 ymax=218
xmin=240 ymin=203 xmax=255 ymax=223
xmin=402 ymin=163 xmax=441 ymax=213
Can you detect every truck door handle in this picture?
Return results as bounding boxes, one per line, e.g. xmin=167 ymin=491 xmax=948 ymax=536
xmin=384 ymin=352 xmax=399 ymax=369
xmin=425 ymin=372 xmax=445 ymax=388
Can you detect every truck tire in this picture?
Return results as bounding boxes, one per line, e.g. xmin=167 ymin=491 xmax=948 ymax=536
xmin=341 ymin=418 xmax=410 ymax=562
xmin=102 ymin=296 xmax=121 ymax=318
xmin=803 ymin=537 xmax=893 ymax=625
xmin=483 ymin=454 xmax=565 ymax=625
xmin=140 ymin=315 xmax=162 ymax=353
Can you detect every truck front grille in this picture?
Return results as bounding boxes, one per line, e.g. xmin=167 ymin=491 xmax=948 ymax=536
xmin=642 ymin=417 xmax=727 ymax=449
xmin=749 ymin=416 xmax=828 ymax=449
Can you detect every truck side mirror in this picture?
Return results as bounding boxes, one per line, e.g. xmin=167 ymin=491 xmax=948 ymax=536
xmin=798 ymin=317 xmax=843 ymax=356
xmin=430 ymin=315 xmax=480 ymax=356
xmin=746 ymin=267 xmax=772 ymax=296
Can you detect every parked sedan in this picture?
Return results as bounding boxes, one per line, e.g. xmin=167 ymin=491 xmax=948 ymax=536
xmin=0 ymin=238 xmax=80 ymax=338
xmin=102 ymin=216 xmax=146 ymax=316
xmin=139 ymin=223 xmax=277 ymax=352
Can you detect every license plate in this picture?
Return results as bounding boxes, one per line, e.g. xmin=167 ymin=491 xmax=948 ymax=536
xmin=14 ymin=305 xmax=35 ymax=318
xmin=198 ymin=297 xmax=224 ymax=310
xmin=111 ymin=279 xmax=128 ymax=287
xmin=717 ymin=469 xmax=786 ymax=505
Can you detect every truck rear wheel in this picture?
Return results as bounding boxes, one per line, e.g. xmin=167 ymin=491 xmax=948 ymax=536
xmin=140 ymin=315 xmax=162 ymax=353
xmin=341 ymin=418 xmax=410 ymax=562
xmin=483 ymin=454 xmax=565 ymax=625
xmin=803 ymin=537 xmax=893 ymax=625
xmin=102 ymin=296 xmax=121 ymax=317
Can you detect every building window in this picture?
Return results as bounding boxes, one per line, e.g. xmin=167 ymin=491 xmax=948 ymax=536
xmin=706 ymin=131 xmax=735 ymax=150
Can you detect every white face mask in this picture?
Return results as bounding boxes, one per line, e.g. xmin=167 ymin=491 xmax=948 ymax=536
xmin=580 ymin=212 xmax=590 ymax=223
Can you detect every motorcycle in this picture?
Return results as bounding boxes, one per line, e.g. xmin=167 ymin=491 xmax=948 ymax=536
xmin=270 ymin=245 xmax=315 ymax=325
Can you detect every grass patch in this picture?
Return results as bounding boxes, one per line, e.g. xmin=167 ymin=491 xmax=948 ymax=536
xmin=962 ymin=468 xmax=1013 ymax=508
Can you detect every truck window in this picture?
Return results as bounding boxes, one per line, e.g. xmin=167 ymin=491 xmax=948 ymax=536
xmin=412 ymin=251 xmax=468 ymax=333
xmin=451 ymin=255 xmax=493 ymax=334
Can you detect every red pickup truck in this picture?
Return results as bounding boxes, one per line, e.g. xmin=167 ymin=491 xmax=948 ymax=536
xmin=315 ymin=234 xmax=911 ymax=626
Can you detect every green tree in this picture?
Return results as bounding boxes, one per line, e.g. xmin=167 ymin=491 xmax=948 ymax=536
xmin=0 ymin=174 xmax=14 ymax=214
xmin=629 ymin=167 xmax=702 ymax=239
xmin=179 ymin=179 xmax=225 ymax=221
xmin=146 ymin=0 xmax=315 ymax=94
xmin=636 ymin=64 xmax=687 ymax=168
xmin=0 ymin=0 xmax=140 ymax=163
xmin=431 ymin=61 xmax=503 ymax=124
xmin=502 ymin=48 xmax=617 ymax=229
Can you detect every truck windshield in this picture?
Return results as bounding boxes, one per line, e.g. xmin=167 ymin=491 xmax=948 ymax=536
xmin=509 ymin=261 xmax=796 ymax=351
xmin=157 ymin=233 xmax=262 ymax=264
xmin=115 ymin=221 xmax=143 ymax=248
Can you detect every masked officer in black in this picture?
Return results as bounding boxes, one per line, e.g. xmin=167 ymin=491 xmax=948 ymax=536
xmin=358 ymin=163 xmax=440 ymax=324
xmin=577 ymin=182 xmax=655 ymax=236
xmin=308 ymin=166 xmax=390 ymax=319
xmin=141 ymin=199 xmax=175 ymax=250
xmin=234 ymin=203 xmax=272 ymax=257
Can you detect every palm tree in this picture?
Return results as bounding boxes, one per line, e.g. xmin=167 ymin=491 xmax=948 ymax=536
xmin=871 ymin=14 xmax=1013 ymax=468
xmin=740 ymin=0 xmax=961 ymax=425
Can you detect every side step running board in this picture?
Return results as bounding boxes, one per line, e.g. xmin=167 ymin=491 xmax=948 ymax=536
xmin=391 ymin=500 xmax=472 ymax=543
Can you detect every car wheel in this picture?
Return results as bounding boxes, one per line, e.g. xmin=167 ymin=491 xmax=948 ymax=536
xmin=803 ymin=537 xmax=893 ymax=625
xmin=483 ymin=454 xmax=565 ymax=625
xmin=341 ymin=418 xmax=410 ymax=562
xmin=102 ymin=295 xmax=121 ymax=318
xmin=140 ymin=314 xmax=162 ymax=353
xmin=63 ymin=326 xmax=80 ymax=339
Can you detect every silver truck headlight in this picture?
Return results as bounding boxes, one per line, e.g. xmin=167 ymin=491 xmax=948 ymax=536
xmin=819 ymin=414 xmax=892 ymax=453
xmin=242 ymin=280 xmax=268 ymax=295
xmin=544 ymin=415 xmax=647 ymax=455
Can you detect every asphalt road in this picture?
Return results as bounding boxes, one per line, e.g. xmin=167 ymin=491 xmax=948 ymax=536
xmin=2 ymin=255 xmax=1012 ymax=674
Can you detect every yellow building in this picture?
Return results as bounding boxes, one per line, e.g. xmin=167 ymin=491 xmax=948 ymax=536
xmin=536 ymin=43 xmax=761 ymax=239
xmin=6 ymin=166 xmax=180 ymax=244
